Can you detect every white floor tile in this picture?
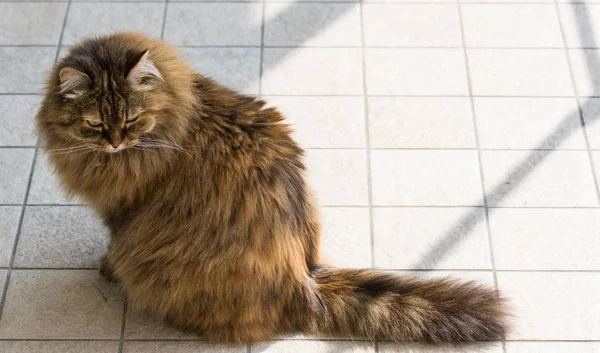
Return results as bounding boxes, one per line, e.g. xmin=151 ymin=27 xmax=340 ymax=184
xmin=559 ymin=4 xmax=600 ymax=48
xmin=506 ymin=342 xmax=600 ymax=353
xmin=474 ymin=97 xmax=585 ymax=150
xmin=481 ymin=151 xmax=598 ymax=207
xmin=497 ymin=272 xmax=600 ymax=340
xmin=365 ymin=49 xmax=468 ymax=95
xmin=363 ymin=4 xmax=461 ymax=47
xmin=490 ymin=208 xmax=600 ymax=270
xmin=468 ymin=49 xmax=573 ymax=96
xmin=264 ymin=3 xmax=361 ymax=47
xmin=569 ymin=49 xmax=600 ymax=97
xmin=381 ymin=342 xmax=502 ymax=353
xmin=252 ymin=341 xmax=375 ymax=353
xmin=305 ymin=149 xmax=369 ymax=206
xmin=179 ymin=47 xmax=260 ymax=95
xmin=582 ymin=98 xmax=600 ymax=149
xmin=262 ymin=48 xmax=363 ymax=95
xmin=373 ymin=207 xmax=491 ymax=270
xmin=462 ymin=4 xmax=563 ymax=48
xmin=320 ymin=207 xmax=371 ymax=268
xmin=163 ymin=3 xmax=262 ymax=46
xmin=371 ymin=150 xmax=482 ymax=206
xmin=62 ymin=3 xmax=163 ymax=45
xmin=369 ymin=97 xmax=475 ymax=148
xmin=267 ymin=96 xmax=366 ymax=148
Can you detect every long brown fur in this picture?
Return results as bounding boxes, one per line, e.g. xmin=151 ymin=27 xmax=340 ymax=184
xmin=36 ymin=32 xmax=509 ymax=344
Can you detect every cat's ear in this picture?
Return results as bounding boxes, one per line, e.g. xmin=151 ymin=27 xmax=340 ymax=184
xmin=58 ymin=67 xmax=91 ymax=99
xmin=127 ymin=50 xmax=163 ymax=91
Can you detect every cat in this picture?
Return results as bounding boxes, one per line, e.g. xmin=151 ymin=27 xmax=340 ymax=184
xmin=36 ymin=32 xmax=509 ymax=343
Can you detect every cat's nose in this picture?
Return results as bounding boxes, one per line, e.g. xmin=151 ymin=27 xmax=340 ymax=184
xmin=107 ymin=135 xmax=123 ymax=148
xmin=107 ymin=129 xmax=123 ymax=148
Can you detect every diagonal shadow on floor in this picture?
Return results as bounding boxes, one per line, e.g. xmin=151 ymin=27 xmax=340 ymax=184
xmin=412 ymin=1 xmax=600 ymax=270
xmin=215 ymin=1 xmax=600 ymax=271
xmin=239 ymin=1 xmax=359 ymax=85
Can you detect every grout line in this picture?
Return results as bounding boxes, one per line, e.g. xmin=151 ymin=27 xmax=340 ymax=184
xmin=0 ymin=1 xmax=594 ymax=3
xmin=118 ymin=301 xmax=128 ymax=353
xmin=124 ymin=338 xmax=206 ymax=342
xmin=0 ymin=45 xmax=57 ymax=48
xmin=0 ymin=337 xmax=598 ymax=342
xmin=7 ymin=44 xmax=600 ymax=50
xmin=3 ymin=204 xmax=600 ymax=209
xmin=0 ymin=93 xmax=42 ymax=96
xmin=11 ymin=267 xmax=99 ymax=270
xmin=5 ymin=268 xmax=600 ymax=273
xmin=0 ymin=156 xmax=36 ymax=321
xmin=0 ymin=339 xmax=121 ymax=342
xmin=258 ymin=0 xmax=265 ymax=95
xmin=304 ymin=147 xmax=593 ymax=151
xmin=385 ymin=269 xmax=600 ymax=273
xmin=0 ymin=203 xmax=85 ymax=207
xmin=5 ymin=93 xmax=598 ymax=98
xmin=554 ymin=0 xmax=600 ymax=207
xmin=24 ymin=203 xmax=86 ymax=206
xmin=358 ymin=0 xmax=376 ymax=273
xmin=160 ymin=0 xmax=168 ymax=39
xmin=53 ymin=0 xmax=71 ymax=64
xmin=359 ymin=2 xmax=378 ymax=352
xmin=319 ymin=205 xmax=600 ymax=209
xmin=0 ymin=0 xmax=71 ymax=322
xmin=455 ymin=2 xmax=505 ymax=352
xmin=4 ymin=146 xmax=600 ymax=151
xmin=0 ymin=93 xmax=595 ymax=98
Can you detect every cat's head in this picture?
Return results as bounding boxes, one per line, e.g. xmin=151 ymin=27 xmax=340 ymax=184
xmin=38 ymin=33 xmax=195 ymax=154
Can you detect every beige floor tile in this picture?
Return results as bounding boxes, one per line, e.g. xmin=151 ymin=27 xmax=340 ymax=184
xmin=15 ymin=206 xmax=108 ymax=268
xmin=0 ymin=270 xmax=124 ymax=339
xmin=0 ymin=341 xmax=119 ymax=353
xmin=0 ymin=206 xmax=21 ymax=267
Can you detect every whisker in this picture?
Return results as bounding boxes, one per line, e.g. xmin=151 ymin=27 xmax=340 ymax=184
xmin=139 ymin=141 xmax=185 ymax=152
xmin=136 ymin=143 xmax=182 ymax=151
xmin=46 ymin=148 xmax=97 ymax=155
xmin=43 ymin=146 xmax=95 ymax=154
xmin=41 ymin=145 xmax=93 ymax=153
xmin=139 ymin=137 xmax=203 ymax=149
xmin=136 ymin=141 xmax=200 ymax=168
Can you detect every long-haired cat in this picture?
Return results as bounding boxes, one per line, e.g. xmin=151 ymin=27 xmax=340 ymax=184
xmin=36 ymin=32 xmax=509 ymax=343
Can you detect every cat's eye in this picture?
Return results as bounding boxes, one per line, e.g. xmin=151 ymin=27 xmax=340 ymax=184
xmin=86 ymin=119 xmax=103 ymax=128
xmin=126 ymin=116 xmax=138 ymax=123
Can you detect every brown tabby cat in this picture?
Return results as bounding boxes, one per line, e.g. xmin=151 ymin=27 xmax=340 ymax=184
xmin=36 ymin=32 xmax=509 ymax=343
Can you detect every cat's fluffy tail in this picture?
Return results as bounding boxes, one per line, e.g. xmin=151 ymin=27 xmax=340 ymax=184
xmin=301 ymin=269 xmax=509 ymax=342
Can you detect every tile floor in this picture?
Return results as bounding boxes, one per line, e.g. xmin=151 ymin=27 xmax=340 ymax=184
xmin=0 ymin=0 xmax=600 ymax=352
